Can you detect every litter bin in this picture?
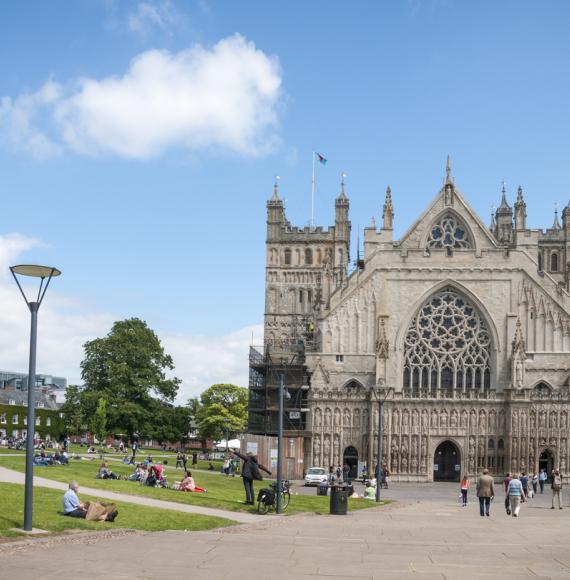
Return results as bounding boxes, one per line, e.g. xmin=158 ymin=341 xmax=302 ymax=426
xmin=330 ymin=485 xmax=349 ymax=515
xmin=317 ymin=483 xmax=329 ymax=496
xmin=346 ymin=483 xmax=354 ymax=497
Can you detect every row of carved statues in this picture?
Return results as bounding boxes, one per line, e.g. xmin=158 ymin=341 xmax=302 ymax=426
xmin=312 ymin=405 xmax=570 ymax=433
xmin=311 ymin=432 xmax=570 ymax=474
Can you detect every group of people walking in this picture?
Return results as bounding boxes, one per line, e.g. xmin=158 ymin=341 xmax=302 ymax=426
xmin=463 ymin=468 xmax=565 ymax=517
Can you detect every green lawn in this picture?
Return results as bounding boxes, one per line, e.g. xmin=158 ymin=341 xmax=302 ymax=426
xmin=0 ymin=482 xmax=236 ymax=539
xmin=0 ymin=456 xmax=385 ymax=515
xmin=0 ymin=448 xmax=24 ymax=455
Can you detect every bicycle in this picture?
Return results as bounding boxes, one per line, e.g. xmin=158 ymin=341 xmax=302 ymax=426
xmin=257 ymin=480 xmax=291 ymax=514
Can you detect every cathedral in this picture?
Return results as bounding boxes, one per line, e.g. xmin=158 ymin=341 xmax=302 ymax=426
xmin=256 ymin=159 xmax=570 ymax=482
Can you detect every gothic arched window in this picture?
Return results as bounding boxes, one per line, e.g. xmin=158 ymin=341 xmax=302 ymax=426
xmin=284 ymin=248 xmax=291 ymax=265
xmin=403 ymin=287 xmax=491 ymax=394
xmin=305 ymin=248 xmax=313 ymax=265
xmin=426 ymin=213 xmax=472 ymax=251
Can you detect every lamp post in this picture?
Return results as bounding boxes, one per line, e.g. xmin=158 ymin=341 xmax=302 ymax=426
xmin=276 ymin=374 xmax=290 ymax=514
xmin=223 ymin=418 xmax=230 ymax=454
xmin=373 ymin=385 xmax=393 ymax=503
xmin=10 ymin=264 xmax=61 ymax=531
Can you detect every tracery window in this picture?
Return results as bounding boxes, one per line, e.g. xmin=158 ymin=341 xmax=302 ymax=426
xmin=426 ymin=213 xmax=471 ymax=251
xmin=403 ymin=287 xmax=491 ymax=394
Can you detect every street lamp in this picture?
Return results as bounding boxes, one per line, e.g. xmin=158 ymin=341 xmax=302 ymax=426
xmin=372 ymin=385 xmax=393 ymax=503
xmin=10 ymin=264 xmax=61 ymax=531
xmin=276 ymin=374 xmax=291 ymax=514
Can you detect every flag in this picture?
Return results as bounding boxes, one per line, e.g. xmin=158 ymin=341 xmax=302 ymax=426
xmin=315 ymin=152 xmax=327 ymax=165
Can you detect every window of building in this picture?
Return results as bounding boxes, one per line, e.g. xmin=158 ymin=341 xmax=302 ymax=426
xmin=12 ymin=414 xmax=18 ymax=424
xmin=538 ymin=253 xmax=543 ymax=271
xmin=35 ymin=416 xmax=41 ymax=426
xmin=8 ymin=400 xmax=15 ymax=405
xmin=498 ymin=438 xmax=504 ymax=449
xmin=46 ymin=416 xmax=51 ymax=427
xmin=24 ymin=417 xmax=27 ymax=425
xmin=0 ymin=414 xmax=5 ymax=424
xmin=532 ymin=382 xmax=551 ymax=398
xmin=551 ymin=253 xmax=559 ymax=272
xmin=284 ymin=248 xmax=291 ymax=265
xmin=335 ymin=355 xmax=344 ymax=363
xmin=488 ymin=438 xmax=495 ymax=449
xmin=403 ymin=287 xmax=491 ymax=393
xmin=426 ymin=213 xmax=472 ymax=251
xmin=299 ymin=289 xmax=304 ymax=304
xmin=305 ymin=248 xmax=313 ymax=265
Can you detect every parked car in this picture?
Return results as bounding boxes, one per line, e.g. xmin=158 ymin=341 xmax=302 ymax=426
xmin=304 ymin=467 xmax=328 ymax=486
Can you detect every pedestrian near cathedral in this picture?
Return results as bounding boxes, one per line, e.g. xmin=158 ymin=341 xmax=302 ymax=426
xmin=531 ymin=473 xmax=538 ymax=495
xmin=507 ymin=474 xmax=525 ymax=517
xmin=460 ymin=474 xmax=470 ymax=507
xmin=476 ymin=468 xmax=495 ymax=517
xmin=539 ymin=469 xmax=548 ymax=493
xmin=503 ymin=472 xmax=512 ymax=514
xmin=230 ymin=450 xmax=271 ymax=505
xmin=551 ymin=469 xmax=563 ymax=510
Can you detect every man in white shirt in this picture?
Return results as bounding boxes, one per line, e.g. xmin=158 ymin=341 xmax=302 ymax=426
xmin=63 ymin=481 xmax=87 ymax=518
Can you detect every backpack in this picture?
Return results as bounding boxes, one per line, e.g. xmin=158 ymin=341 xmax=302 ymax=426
xmin=553 ymin=474 xmax=562 ymax=490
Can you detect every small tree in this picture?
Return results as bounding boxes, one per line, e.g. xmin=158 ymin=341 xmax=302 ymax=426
xmin=92 ymin=398 xmax=108 ymax=445
xmin=195 ymin=384 xmax=248 ymax=441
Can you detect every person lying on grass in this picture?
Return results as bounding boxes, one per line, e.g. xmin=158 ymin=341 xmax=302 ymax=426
xmin=179 ymin=470 xmax=207 ymax=493
xmin=63 ymin=481 xmax=119 ymax=521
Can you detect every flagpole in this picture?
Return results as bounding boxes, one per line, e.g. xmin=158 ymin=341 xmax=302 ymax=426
xmin=311 ymin=151 xmax=316 ymax=228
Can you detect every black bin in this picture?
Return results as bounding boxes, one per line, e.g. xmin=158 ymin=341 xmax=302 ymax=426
xmin=330 ymin=485 xmax=349 ymax=515
xmin=317 ymin=483 xmax=329 ymax=496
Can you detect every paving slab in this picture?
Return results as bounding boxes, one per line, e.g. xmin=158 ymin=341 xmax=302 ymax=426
xmin=2 ymin=481 xmax=570 ymax=579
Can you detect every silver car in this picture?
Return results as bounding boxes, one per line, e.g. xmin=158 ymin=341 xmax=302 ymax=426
xmin=304 ymin=467 xmax=328 ymax=486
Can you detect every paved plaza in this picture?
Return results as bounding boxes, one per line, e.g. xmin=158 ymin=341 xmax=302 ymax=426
xmin=1 ymin=480 xmax=570 ymax=580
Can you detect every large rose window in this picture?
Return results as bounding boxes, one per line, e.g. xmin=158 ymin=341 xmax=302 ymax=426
xmin=403 ymin=287 xmax=491 ymax=393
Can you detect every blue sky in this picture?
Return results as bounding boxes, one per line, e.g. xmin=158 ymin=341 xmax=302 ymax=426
xmin=0 ymin=1 xmax=569 ymax=398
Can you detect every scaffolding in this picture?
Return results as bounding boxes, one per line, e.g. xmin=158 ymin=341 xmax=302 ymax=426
xmin=248 ymin=339 xmax=311 ymax=436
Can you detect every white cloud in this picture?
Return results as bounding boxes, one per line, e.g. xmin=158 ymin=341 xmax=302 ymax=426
xmin=0 ymin=81 xmax=63 ymax=159
xmin=0 ymin=34 xmax=282 ymax=159
xmin=0 ymin=234 xmax=258 ymax=401
xmin=164 ymin=324 xmax=263 ymax=403
xmin=127 ymin=1 xmax=177 ymax=35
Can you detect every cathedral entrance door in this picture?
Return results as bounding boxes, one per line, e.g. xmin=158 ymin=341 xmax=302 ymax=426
xmin=343 ymin=446 xmax=358 ymax=480
xmin=539 ymin=449 xmax=554 ymax=475
xmin=433 ymin=440 xmax=460 ymax=482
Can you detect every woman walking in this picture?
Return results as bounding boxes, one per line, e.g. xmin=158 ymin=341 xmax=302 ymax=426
xmin=507 ymin=473 xmax=526 ymax=517
xmin=460 ymin=475 xmax=470 ymax=507
xmin=231 ymin=450 xmax=272 ymax=505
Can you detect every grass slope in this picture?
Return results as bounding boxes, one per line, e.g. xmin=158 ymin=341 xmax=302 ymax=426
xmin=0 ymin=482 xmax=236 ymax=538
xmin=0 ymin=456 xmax=384 ymax=515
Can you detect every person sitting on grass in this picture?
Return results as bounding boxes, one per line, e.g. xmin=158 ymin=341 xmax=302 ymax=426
xmin=129 ymin=463 xmax=146 ymax=482
xmin=97 ymin=462 xmax=118 ymax=479
xmin=63 ymin=481 xmax=119 ymax=522
xmin=363 ymin=482 xmax=376 ymax=500
xmin=63 ymin=481 xmax=88 ymax=518
xmin=179 ymin=470 xmax=207 ymax=493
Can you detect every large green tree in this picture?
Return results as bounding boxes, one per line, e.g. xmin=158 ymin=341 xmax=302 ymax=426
xmin=195 ymin=383 xmax=248 ymax=441
xmin=80 ymin=318 xmax=181 ymax=440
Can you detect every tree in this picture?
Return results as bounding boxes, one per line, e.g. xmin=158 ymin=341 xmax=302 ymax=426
xmin=91 ymin=398 xmax=108 ymax=445
xmin=61 ymin=385 xmax=87 ymax=436
xmin=80 ymin=318 xmax=181 ymax=441
xmin=195 ymin=384 xmax=248 ymax=441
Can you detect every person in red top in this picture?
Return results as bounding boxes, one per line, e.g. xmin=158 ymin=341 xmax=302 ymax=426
xmin=460 ymin=475 xmax=470 ymax=507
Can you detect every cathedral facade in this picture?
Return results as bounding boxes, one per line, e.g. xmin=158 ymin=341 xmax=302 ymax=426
xmin=261 ymin=160 xmax=570 ymax=481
